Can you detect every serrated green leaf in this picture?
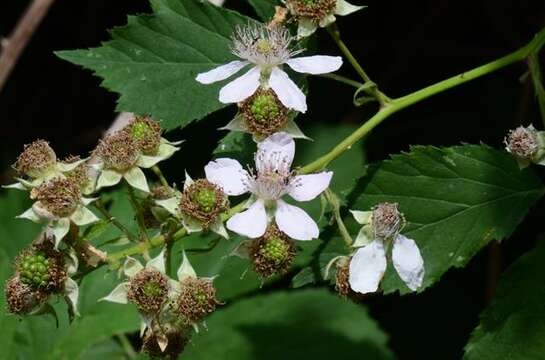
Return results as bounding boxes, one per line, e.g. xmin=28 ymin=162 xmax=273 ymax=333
xmin=464 ymin=240 xmax=545 ymax=359
xmin=56 ymin=0 xmax=254 ymax=131
xmin=352 ymin=144 xmax=544 ymax=294
xmin=183 ymin=289 xmax=394 ymax=359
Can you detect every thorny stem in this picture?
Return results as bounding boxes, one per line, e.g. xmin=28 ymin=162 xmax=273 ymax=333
xmin=105 ymin=27 xmax=545 ymax=266
xmin=324 ymin=189 xmax=352 ymax=246
xmin=152 ymin=165 xmax=169 ymax=188
xmin=94 ymin=199 xmax=136 ymax=241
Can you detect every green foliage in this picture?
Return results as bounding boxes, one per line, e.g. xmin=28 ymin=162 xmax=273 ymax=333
xmin=56 ymin=0 xmax=254 ymax=131
xmin=464 ymin=240 xmax=545 ymax=359
xmin=352 ymin=144 xmax=544 ymax=293
xmin=246 ymin=0 xmax=279 ymax=21
xmin=183 ymin=289 xmax=394 ymax=359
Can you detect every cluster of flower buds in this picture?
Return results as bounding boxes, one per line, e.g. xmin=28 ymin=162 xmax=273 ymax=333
xmin=101 ymin=250 xmax=219 ymax=357
xmin=504 ymin=125 xmax=545 ymax=168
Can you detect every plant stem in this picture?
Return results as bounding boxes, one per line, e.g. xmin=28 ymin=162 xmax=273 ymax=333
xmin=317 ymin=73 xmax=363 ymax=89
xmin=94 ymin=199 xmax=135 ymax=241
xmin=324 ymin=189 xmax=352 ymax=246
xmin=528 ymin=53 xmax=545 ymax=127
xmin=299 ymin=26 xmax=545 ymax=174
xmin=126 ymin=186 xmax=151 ymax=260
xmin=151 ymin=165 xmax=169 ymax=188
xmin=116 ymin=334 xmax=137 ymax=359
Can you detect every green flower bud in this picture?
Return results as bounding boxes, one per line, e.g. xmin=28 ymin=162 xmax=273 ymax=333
xmin=34 ymin=178 xmax=81 ymax=218
xmin=249 ymin=224 xmax=296 ymax=278
xmin=124 ymin=116 xmax=162 ymax=155
xmin=127 ymin=269 xmax=169 ymax=314
xmin=13 ymin=139 xmax=57 ymax=179
xmin=14 ymin=243 xmax=66 ymax=295
xmin=95 ymin=132 xmax=140 ymax=172
xmin=239 ymin=88 xmax=289 ymax=137
xmin=179 ymin=179 xmax=228 ymax=228
xmin=176 ymin=277 xmax=219 ymax=324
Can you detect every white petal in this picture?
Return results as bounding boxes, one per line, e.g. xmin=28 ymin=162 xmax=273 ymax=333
xmin=196 ymin=60 xmax=249 ymax=84
xmin=268 ymin=67 xmax=307 ymax=113
xmin=99 ymin=282 xmax=129 ymax=304
xmin=348 ymin=239 xmax=387 ymax=294
xmin=64 ymin=277 xmax=80 ymax=316
xmin=51 ymin=219 xmax=71 ymax=249
xmin=288 ymin=171 xmax=333 ymax=202
xmin=146 ymin=248 xmax=166 ymax=274
xmin=205 ymin=158 xmax=248 ymax=196
xmin=177 ymin=251 xmax=197 ymax=282
xmin=219 ymin=66 xmax=261 ymax=104
xmin=275 ymin=200 xmax=319 ymax=241
xmin=226 ymin=199 xmax=267 ymax=238
xmin=96 ymin=169 xmax=123 ymax=190
xmin=156 ymin=196 xmax=181 ymax=217
xmin=392 ymin=234 xmax=425 ymax=291
xmin=123 ymin=167 xmax=150 ymax=193
xmin=286 ymin=56 xmax=343 ymax=75
xmin=352 ymin=225 xmax=374 ymax=248
xmin=297 ymin=19 xmax=318 ymax=39
xmin=350 ymin=210 xmax=372 ymax=225
xmin=70 ymin=206 xmax=99 ymax=226
xmin=123 ymin=257 xmax=144 ymax=277
xmin=256 ymin=132 xmax=295 ymax=173
xmin=335 ymin=0 xmax=366 ymax=16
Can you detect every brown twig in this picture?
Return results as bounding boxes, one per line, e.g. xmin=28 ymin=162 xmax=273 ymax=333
xmin=0 ymin=0 xmax=56 ymax=92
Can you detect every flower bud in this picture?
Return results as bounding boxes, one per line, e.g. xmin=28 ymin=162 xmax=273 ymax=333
xmin=179 ymin=179 xmax=228 ymax=228
xmin=176 ymin=277 xmax=219 ymax=324
xmin=334 ymin=257 xmax=351 ymax=297
xmin=33 ymin=178 xmax=81 ymax=218
xmin=15 ymin=243 xmax=67 ymax=293
xmin=248 ymin=224 xmax=296 ymax=278
xmin=372 ymin=202 xmax=404 ymax=239
xmin=13 ymin=140 xmax=57 ymax=178
xmin=95 ymin=132 xmax=140 ymax=171
xmin=127 ymin=269 xmax=169 ymax=314
xmin=142 ymin=327 xmax=189 ymax=359
xmin=239 ymin=88 xmax=288 ymax=137
xmin=286 ymin=0 xmax=336 ymax=22
xmin=123 ymin=116 xmax=162 ymax=155
xmin=5 ymin=276 xmax=47 ymax=315
xmin=505 ymin=126 xmax=539 ymax=161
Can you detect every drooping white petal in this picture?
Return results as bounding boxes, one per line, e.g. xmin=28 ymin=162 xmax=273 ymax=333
xmin=348 ymin=239 xmax=387 ymax=294
xmin=256 ymin=132 xmax=295 ymax=173
xmin=204 ymin=158 xmax=248 ymax=196
xmin=297 ymin=18 xmax=318 ymax=39
xmin=268 ymin=67 xmax=307 ymax=113
xmin=350 ymin=210 xmax=372 ymax=225
xmin=156 ymin=196 xmax=181 ymax=217
xmin=226 ymin=199 xmax=267 ymax=238
xmin=64 ymin=277 xmax=80 ymax=316
xmin=96 ymin=169 xmax=123 ymax=190
xmin=196 ymin=60 xmax=249 ymax=84
xmin=275 ymin=200 xmax=319 ymax=241
xmin=286 ymin=56 xmax=343 ymax=75
xmin=210 ymin=218 xmax=229 ymax=239
xmin=99 ymin=282 xmax=129 ymax=304
xmin=70 ymin=206 xmax=99 ymax=226
xmin=123 ymin=257 xmax=144 ymax=277
xmin=392 ymin=234 xmax=425 ymax=291
xmin=288 ymin=171 xmax=333 ymax=202
xmin=146 ymin=248 xmax=166 ymax=274
xmin=17 ymin=207 xmax=41 ymax=223
xmin=177 ymin=251 xmax=197 ymax=282
xmin=51 ymin=219 xmax=71 ymax=249
xmin=123 ymin=167 xmax=150 ymax=193
xmin=219 ymin=66 xmax=261 ymax=104
xmin=335 ymin=0 xmax=366 ymax=16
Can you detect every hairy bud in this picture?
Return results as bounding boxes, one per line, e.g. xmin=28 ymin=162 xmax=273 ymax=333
xmin=179 ymin=179 xmax=229 ymax=227
xmin=248 ymin=224 xmax=296 ymax=278
xmin=127 ymin=269 xmax=169 ymax=314
xmin=286 ymin=0 xmax=337 ymax=21
xmin=33 ymin=178 xmax=81 ymax=218
xmin=239 ymin=89 xmax=289 ymax=137
xmin=176 ymin=277 xmax=219 ymax=323
xmin=13 ymin=139 xmax=57 ymax=178
xmin=124 ymin=116 xmax=162 ymax=155
xmin=142 ymin=327 xmax=189 ymax=359
xmin=5 ymin=276 xmax=47 ymax=315
xmin=95 ymin=132 xmax=140 ymax=171
xmin=334 ymin=257 xmax=351 ymax=297
xmin=505 ymin=126 xmax=539 ymax=160
xmin=372 ymin=202 xmax=404 ymax=239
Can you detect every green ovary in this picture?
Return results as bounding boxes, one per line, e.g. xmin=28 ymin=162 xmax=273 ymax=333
xmin=250 ymin=95 xmax=280 ymax=123
xmin=193 ymin=189 xmax=217 ymax=213
xmin=131 ymin=121 xmax=151 ymax=140
xmin=19 ymin=253 xmax=51 ymax=288
xmin=260 ymin=238 xmax=289 ymax=265
xmin=143 ymin=281 xmax=163 ymax=298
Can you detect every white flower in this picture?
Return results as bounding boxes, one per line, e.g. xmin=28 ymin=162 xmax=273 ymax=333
xmin=204 ymin=132 xmax=332 ymax=240
xmin=285 ymin=0 xmax=366 ymax=39
xmin=196 ymin=23 xmax=342 ymax=113
xmin=348 ymin=206 xmax=425 ymax=294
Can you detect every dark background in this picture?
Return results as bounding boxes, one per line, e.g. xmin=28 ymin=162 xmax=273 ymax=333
xmin=1 ymin=0 xmax=545 ymax=358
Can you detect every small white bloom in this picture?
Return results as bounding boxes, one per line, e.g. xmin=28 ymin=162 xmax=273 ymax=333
xmin=205 ymin=132 xmax=332 ymax=240
xmin=196 ymin=23 xmax=342 ymax=113
xmin=348 ymin=203 xmax=425 ymax=293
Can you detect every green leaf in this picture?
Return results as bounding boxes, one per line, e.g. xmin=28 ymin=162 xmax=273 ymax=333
xmin=352 ymin=144 xmax=544 ymax=294
xmin=183 ymin=289 xmax=394 ymax=359
xmin=56 ymin=0 xmax=253 ymax=131
xmin=464 ymin=240 xmax=545 ymax=359
xmin=246 ymin=0 xmax=279 ymax=21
